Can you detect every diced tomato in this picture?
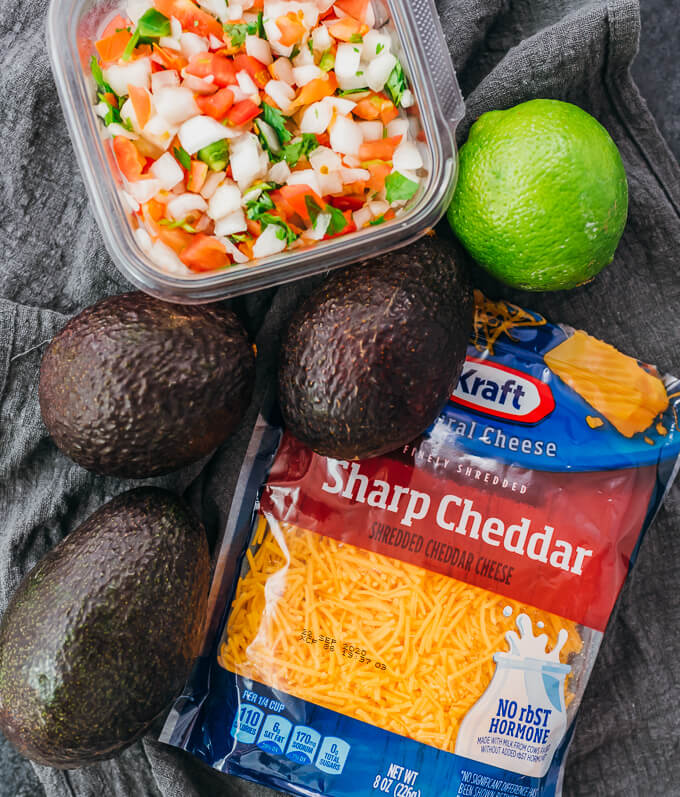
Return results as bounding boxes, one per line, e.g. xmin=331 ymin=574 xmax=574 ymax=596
xmin=187 ymin=160 xmax=209 ymax=192
xmin=276 ymin=12 xmax=306 ymax=47
xmin=362 ymin=159 xmax=392 ymax=193
xmin=128 ymin=84 xmax=152 ymax=129
xmin=180 ymin=234 xmax=231 ymax=271
xmin=334 ymin=0 xmax=369 ymax=20
xmin=278 ymin=184 xmax=325 ymax=226
xmin=113 ymin=137 xmax=146 ymax=181
xmin=328 ymin=194 xmax=365 ymax=211
xmin=145 ymin=199 xmax=166 ymax=222
xmin=358 ymin=135 xmax=402 ymax=161
xmin=158 ymin=226 xmax=195 ymax=255
xmin=233 ymin=54 xmax=270 ymax=88
xmin=315 ymin=132 xmax=331 ymax=148
xmin=327 ymin=16 xmax=369 ymax=41
xmin=100 ymin=14 xmax=129 ymax=40
xmin=154 ymin=0 xmax=223 ymax=39
xmin=380 ymin=102 xmax=399 ymax=125
xmin=196 ymin=87 xmax=235 ymax=120
xmin=324 ymin=211 xmax=356 ymax=239
xmin=188 ymin=52 xmax=238 ymax=86
xmin=96 ymin=29 xmax=132 ymax=63
xmin=102 ymin=92 xmax=118 ymax=108
xmin=152 ymin=44 xmax=188 ymax=71
xmin=246 ymin=218 xmax=262 ymax=237
xmin=289 ymin=74 xmax=337 ymax=110
xmin=353 ymin=97 xmax=380 ymax=120
xmin=227 ymin=99 xmax=262 ymax=125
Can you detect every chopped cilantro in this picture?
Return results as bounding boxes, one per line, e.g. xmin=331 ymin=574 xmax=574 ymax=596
xmin=224 ymin=22 xmax=249 ymax=47
xmin=122 ymin=29 xmax=141 ymax=61
xmin=280 ymin=133 xmax=319 ymax=166
xmin=290 ymin=43 xmax=300 ymax=58
xmin=385 ymin=59 xmax=408 ymax=107
xmin=159 ymin=218 xmax=197 ymax=233
xmin=259 ymin=213 xmax=298 ymax=244
xmin=325 ymin=204 xmax=347 ymax=236
xmin=262 ymin=103 xmax=292 ymax=144
xmin=337 ymin=87 xmax=369 ymax=96
xmin=369 ymin=215 xmax=386 ymax=225
xmin=305 ymin=195 xmax=323 ymax=225
xmin=246 ymin=190 xmax=275 ymax=218
xmin=350 ymin=33 xmax=363 ymax=43
xmin=384 ymin=171 xmax=418 ymax=203
xmin=90 ymin=56 xmax=113 ymax=94
xmin=230 ymin=233 xmax=250 ymax=243
xmin=319 ymin=50 xmax=335 ymax=71
xmin=173 ymin=146 xmax=192 ymax=170
xmin=307 ymin=38 xmax=314 ymax=54
xmin=252 ymin=11 xmax=266 ymax=38
xmin=376 ymin=42 xmax=385 ymax=54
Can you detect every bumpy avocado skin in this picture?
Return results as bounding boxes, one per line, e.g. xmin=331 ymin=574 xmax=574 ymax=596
xmin=0 ymin=488 xmax=210 ymax=769
xmin=39 ymin=292 xmax=255 ymax=478
xmin=279 ymin=236 xmax=473 ymax=460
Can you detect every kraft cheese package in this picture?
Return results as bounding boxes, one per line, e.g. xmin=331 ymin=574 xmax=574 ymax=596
xmin=161 ymin=292 xmax=680 ymax=797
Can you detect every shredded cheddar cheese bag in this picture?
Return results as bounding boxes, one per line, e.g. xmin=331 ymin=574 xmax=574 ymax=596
xmin=162 ymin=293 xmax=680 ymax=797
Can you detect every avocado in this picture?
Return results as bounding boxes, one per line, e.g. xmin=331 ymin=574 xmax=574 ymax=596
xmin=0 ymin=487 xmax=210 ymax=769
xmin=278 ymin=236 xmax=473 ymax=460
xmin=39 ymin=291 xmax=255 ymax=478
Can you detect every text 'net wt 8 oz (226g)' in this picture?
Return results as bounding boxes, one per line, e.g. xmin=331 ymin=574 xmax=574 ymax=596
xmin=162 ymin=292 xmax=680 ymax=797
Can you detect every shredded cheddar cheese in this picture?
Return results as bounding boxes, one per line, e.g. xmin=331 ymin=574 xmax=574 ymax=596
xmin=220 ymin=517 xmax=583 ymax=754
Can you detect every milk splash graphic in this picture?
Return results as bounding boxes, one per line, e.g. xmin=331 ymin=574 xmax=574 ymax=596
xmin=455 ymin=610 xmax=571 ymax=777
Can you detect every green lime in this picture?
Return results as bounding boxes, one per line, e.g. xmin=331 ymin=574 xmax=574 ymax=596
xmin=447 ymin=99 xmax=628 ymax=291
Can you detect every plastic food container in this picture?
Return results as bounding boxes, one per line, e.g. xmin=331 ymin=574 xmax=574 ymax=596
xmin=47 ymin=0 xmax=464 ymax=303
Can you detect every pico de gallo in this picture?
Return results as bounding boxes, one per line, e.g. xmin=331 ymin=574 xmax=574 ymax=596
xmin=90 ymin=0 xmax=428 ymax=274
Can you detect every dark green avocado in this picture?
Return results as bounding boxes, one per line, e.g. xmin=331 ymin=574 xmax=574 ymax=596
xmin=39 ymin=291 xmax=255 ymax=478
xmin=0 ymin=488 xmax=210 ymax=769
xmin=278 ymin=235 xmax=474 ymax=459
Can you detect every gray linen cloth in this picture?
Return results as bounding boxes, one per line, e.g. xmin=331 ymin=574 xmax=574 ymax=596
xmin=1 ymin=0 xmax=679 ymax=794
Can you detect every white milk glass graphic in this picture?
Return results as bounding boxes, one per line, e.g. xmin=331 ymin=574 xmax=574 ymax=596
xmin=455 ymin=611 xmax=571 ymax=777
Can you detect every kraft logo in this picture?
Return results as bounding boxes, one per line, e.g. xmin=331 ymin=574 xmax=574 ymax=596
xmin=451 ymin=358 xmax=555 ymax=424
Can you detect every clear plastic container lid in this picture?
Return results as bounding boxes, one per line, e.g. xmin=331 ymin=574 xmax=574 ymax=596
xmin=47 ymin=0 xmax=464 ymax=302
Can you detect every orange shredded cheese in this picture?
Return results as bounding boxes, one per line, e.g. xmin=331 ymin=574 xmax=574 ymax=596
xmin=220 ymin=520 xmax=583 ymax=754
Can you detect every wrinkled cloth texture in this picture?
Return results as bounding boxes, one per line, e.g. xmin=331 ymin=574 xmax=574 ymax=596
xmin=0 ymin=0 xmax=679 ymax=794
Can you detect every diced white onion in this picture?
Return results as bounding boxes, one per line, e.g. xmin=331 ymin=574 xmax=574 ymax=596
xmin=103 ymin=58 xmax=151 ymax=96
xmin=208 ymin=181 xmax=242 ymax=220
xmin=292 ymin=45 xmax=315 ymax=68
xmin=322 ymin=96 xmax=356 ymax=116
xmin=352 ymin=206 xmax=372 ymax=229
xmin=237 ymin=69 xmax=259 ymax=96
xmin=214 ymin=209 xmax=248 ymax=236
xmin=181 ymin=73 xmax=218 ymax=94
xmin=153 ymin=87 xmax=200 ymax=125
xmin=159 ymin=36 xmax=182 ymax=51
xmin=252 ymin=224 xmax=287 ymax=257
xmin=335 ymin=71 xmax=368 ymax=91
xmin=366 ymin=51 xmax=397 ymax=92
xmin=292 ymin=64 xmax=322 ymax=86
xmin=170 ymin=16 xmax=183 ymax=38
xmin=178 ymin=116 xmax=239 ymax=154
xmin=150 ymin=152 xmax=185 ymax=190
xmin=268 ymin=160 xmax=291 ymax=183
xmin=198 ymin=0 xmax=229 ymax=23
xmin=286 ymin=168 xmax=322 ymax=196
xmin=306 ymin=211 xmax=330 ymax=240
xmin=209 ymin=34 xmax=225 ymax=50
xmin=271 ymin=57 xmax=295 ymax=85
xmin=329 ymin=115 xmax=362 ymax=155
xmin=265 ymin=80 xmax=295 ymax=112
xmin=143 ymin=114 xmax=179 ymax=140
xmin=317 ymin=170 xmax=343 ymax=195
xmin=386 ymin=118 xmax=410 ymax=139
xmin=358 ymin=120 xmax=383 ymax=141
xmin=127 ymin=178 xmax=162 ymax=204
xmin=335 ymin=42 xmax=361 ymax=79
xmin=180 ymin=32 xmax=210 ymax=58
xmin=311 ymin=24 xmax=332 ymax=52
xmin=400 ymin=89 xmax=414 ymax=108
xmin=167 ymin=192 xmax=208 ymax=219
xmin=393 ymin=140 xmax=423 ymax=172
xmin=309 ymin=145 xmax=342 ymax=172
xmin=230 ymin=133 xmax=268 ymax=189
xmin=361 ymin=29 xmax=391 ymax=61
xmin=119 ymin=98 xmax=140 ymax=132
xmin=107 ymin=122 xmax=139 ymax=140
xmin=299 ymin=100 xmax=333 ymax=134
xmin=135 ymin=226 xmax=153 ymax=253
xmin=122 ymin=190 xmax=141 ymax=213
xmin=149 ymin=240 xmax=192 ymax=274
xmin=257 ymin=119 xmax=283 ymax=154
xmin=228 ymin=85 xmax=252 ymax=104
xmin=200 ymin=171 xmax=226 ymax=199
xmin=227 ymin=3 xmax=243 ymax=19
xmin=246 ymin=35 xmax=273 ymax=65
xmin=152 ymin=70 xmax=180 ymax=93
xmin=341 ymin=167 xmax=370 ymax=183
xmin=219 ymin=236 xmax=249 ymax=263
xmin=126 ymin=0 xmax=152 ymax=25
xmin=342 ymin=153 xmax=361 ymax=168
xmin=94 ymin=101 xmax=109 ymax=120
xmin=369 ymin=199 xmax=390 ymax=216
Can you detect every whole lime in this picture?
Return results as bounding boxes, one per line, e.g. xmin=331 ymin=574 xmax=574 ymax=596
xmin=447 ymin=99 xmax=628 ymax=291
